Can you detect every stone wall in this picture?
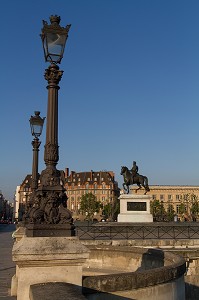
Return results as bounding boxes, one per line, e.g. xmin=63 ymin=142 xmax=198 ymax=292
xmin=82 ymin=240 xmax=199 ymax=299
xmin=82 ymin=245 xmax=186 ymax=300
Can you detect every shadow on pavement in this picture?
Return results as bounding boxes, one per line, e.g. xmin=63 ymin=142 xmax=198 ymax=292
xmin=0 ymin=224 xmax=16 ymax=233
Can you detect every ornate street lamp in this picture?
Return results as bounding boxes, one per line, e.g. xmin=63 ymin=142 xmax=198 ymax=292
xmin=41 ymin=15 xmax=71 ymax=64
xmin=29 ymin=111 xmax=45 ymax=191
xmin=25 ymin=16 xmax=73 ymax=233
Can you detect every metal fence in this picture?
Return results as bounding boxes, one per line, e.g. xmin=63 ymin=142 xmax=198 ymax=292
xmin=75 ymin=223 xmax=199 ymax=240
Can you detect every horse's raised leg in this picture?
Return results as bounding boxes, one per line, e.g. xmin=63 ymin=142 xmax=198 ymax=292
xmin=136 ymin=183 xmax=142 ymax=193
xmin=123 ymin=183 xmax=128 ymax=193
xmin=127 ymin=185 xmax=129 ymax=194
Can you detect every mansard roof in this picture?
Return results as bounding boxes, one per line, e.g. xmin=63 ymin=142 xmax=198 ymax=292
xmin=65 ymin=170 xmax=118 ymax=186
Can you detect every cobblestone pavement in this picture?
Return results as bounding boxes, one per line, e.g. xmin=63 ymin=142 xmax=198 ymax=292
xmin=0 ymin=224 xmax=16 ymax=300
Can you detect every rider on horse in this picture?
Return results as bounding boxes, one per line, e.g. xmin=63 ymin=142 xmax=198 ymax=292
xmin=131 ymin=161 xmax=139 ymax=183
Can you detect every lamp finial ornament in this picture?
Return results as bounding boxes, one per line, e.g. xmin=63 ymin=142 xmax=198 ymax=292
xmin=50 ymin=15 xmax=61 ymax=25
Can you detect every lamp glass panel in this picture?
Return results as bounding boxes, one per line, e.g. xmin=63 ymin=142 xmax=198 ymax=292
xmin=45 ymin=32 xmax=66 ymax=62
xmin=31 ymin=124 xmax=42 ymax=137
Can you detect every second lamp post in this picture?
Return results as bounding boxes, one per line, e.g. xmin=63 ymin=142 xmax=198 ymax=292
xmin=29 ymin=111 xmax=45 ymax=192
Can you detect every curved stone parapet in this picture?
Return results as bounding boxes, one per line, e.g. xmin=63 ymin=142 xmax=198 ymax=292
xmin=82 ymin=246 xmax=186 ymax=300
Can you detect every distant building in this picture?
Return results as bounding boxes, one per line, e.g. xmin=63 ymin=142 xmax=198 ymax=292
xmin=0 ymin=191 xmax=5 ymax=220
xmin=16 ymin=175 xmax=32 ymax=221
xmin=131 ymin=185 xmax=199 ymax=219
xmin=0 ymin=190 xmax=14 ymax=222
xmin=15 ymin=169 xmax=120 ymax=221
xmin=65 ymin=168 xmax=120 ymax=220
xmin=14 ymin=186 xmax=20 ymax=221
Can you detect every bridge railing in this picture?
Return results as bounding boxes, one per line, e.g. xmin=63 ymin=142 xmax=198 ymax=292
xmin=75 ymin=223 xmax=199 ymax=240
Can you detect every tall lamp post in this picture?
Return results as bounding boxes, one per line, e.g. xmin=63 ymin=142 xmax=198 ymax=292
xmin=29 ymin=111 xmax=45 ymax=192
xmin=25 ymin=16 xmax=73 ymax=231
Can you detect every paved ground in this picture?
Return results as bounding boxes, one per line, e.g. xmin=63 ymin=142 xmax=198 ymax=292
xmin=0 ymin=224 xmax=16 ymax=300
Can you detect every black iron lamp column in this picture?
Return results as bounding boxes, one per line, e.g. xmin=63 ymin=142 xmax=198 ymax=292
xmin=29 ymin=111 xmax=45 ymax=192
xmin=25 ymin=16 xmax=73 ymax=231
xmin=39 ymin=16 xmax=71 ymax=188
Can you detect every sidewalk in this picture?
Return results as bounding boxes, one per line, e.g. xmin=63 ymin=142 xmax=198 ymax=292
xmin=0 ymin=224 xmax=16 ymax=299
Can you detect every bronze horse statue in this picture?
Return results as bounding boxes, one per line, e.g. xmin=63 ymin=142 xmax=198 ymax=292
xmin=121 ymin=166 xmax=150 ymax=194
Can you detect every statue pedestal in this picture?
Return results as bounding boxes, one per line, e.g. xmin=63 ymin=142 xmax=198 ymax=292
xmin=11 ymin=236 xmax=89 ymax=300
xmin=117 ymin=194 xmax=153 ymax=222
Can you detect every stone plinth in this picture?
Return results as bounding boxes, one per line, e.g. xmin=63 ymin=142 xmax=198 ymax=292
xmin=25 ymin=223 xmax=75 ymax=237
xmin=118 ymin=194 xmax=153 ymax=222
xmin=11 ymin=236 xmax=90 ymax=300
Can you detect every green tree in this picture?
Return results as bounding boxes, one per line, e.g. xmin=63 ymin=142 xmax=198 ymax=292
xmin=102 ymin=197 xmax=120 ymax=221
xmin=150 ymin=199 xmax=166 ymax=221
xmin=80 ymin=193 xmax=102 ymax=221
xmin=102 ymin=203 xmax=112 ymax=220
xmin=189 ymin=194 xmax=199 ymax=220
xmin=166 ymin=203 xmax=175 ymax=222
xmin=178 ymin=203 xmax=186 ymax=216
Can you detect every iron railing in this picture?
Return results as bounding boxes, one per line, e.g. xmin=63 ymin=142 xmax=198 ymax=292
xmin=75 ymin=223 xmax=199 ymax=240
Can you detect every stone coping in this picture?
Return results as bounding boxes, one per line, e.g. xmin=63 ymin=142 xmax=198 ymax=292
xmin=92 ymin=222 xmax=199 ymax=227
xmin=30 ymin=282 xmax=87 ymax=300
xmin=12 ymin=236 xmax=90 ymax=263
xmin=82 ymin=246 xmax=186 ymax=293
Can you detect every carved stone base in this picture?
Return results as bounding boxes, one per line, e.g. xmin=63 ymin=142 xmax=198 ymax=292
xmin=118 ymin=194 xmax=153 ymax=222
xmin=25 ymin=223 xmax=75 ymax=237
xmin=12 ymin=236 xmax=90 ymax=300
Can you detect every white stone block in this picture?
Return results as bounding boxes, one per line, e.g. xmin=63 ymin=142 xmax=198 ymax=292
xmin=118 ymin=194 xmax=153 ymax=223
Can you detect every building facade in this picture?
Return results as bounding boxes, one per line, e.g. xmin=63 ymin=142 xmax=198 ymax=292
xmin=131 ymin=185 xmax=199 ymax=219
xmin=15 ymin=175 xmax=32 ymax=221
xmin=0 ymin=190 xmax=14 ymax=222
xmin=65 ymin=169 xmax=120 ymax=220
xmin=15 ymin=169 xmax=120 ymax=221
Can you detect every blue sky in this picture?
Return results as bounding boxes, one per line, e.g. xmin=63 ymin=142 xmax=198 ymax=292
xmin=1 ymin=0 xmax=199 ymax=200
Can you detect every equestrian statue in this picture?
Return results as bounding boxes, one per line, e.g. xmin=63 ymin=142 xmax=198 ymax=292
xmin=121 ymin=161 xmax=150 ymax=194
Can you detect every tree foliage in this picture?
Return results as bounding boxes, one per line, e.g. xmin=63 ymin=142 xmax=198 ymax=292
xmin=102 ymin=197 xmax=120 ymax=221
xmin=80 ymin=193 xmax=102 ymax=221
xmin=150 ymin=199 xmax=166 ymax=221
xmin=166 ymin=204 xmax=175 ymax=221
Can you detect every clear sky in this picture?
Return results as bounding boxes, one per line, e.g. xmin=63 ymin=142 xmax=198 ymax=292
xmin=1 ymin=0 xmax=199 ymax=201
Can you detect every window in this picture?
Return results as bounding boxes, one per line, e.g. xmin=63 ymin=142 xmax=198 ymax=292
xmin=176 ymin=205 xmax=180 ymax=213
xmin=160 ymin=195 xmax=164 ymax=200
xmin=168 ymin=195 xmax=172 ymax=200
xmin=176 ymin=195 xmax=182 ymax=200
xmin=152 ymin=195 xmax=156 ymax=200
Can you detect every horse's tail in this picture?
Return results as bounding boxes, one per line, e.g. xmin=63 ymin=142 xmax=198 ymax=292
xmin=144 ymin=176 xmax=150 ymax=191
